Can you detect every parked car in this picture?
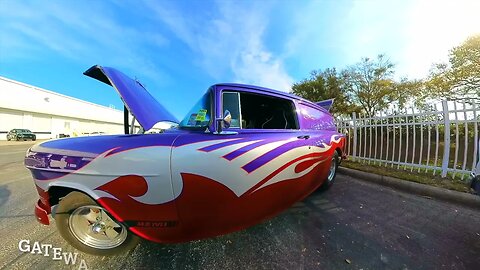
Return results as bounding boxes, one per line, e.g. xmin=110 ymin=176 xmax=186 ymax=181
xmin=56 ymin=134 xmax=70 ymax=138
xmin=24 ymin=65 xmax=346 ymax=255
xmin=88 ymin=131 xmax=106 ymax=136
xmin=7 ymin=129 xmax=36 ymax=141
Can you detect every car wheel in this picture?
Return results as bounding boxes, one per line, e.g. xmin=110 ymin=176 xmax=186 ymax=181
xmin=33 ymin=138 xmax=36 ymax=141
xmin=55 ymin=191 xmax=140 ymax=256
xmin=6 ymin=136 xmax=10 ymax=141
xmin=15 ymin=136 xmax=19 ymax=141
xmin=319 ymin=150 xmax=340 ymax=191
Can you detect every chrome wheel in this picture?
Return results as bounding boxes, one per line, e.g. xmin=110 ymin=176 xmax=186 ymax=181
xmin=68 ymin=206 xmax=128 ymax=250
xmin=326 ymin=155 xmax=338 ymax=183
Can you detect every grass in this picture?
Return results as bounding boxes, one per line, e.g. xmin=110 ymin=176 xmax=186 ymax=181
xmin=341 ymin=160 xmax=471 ymax=193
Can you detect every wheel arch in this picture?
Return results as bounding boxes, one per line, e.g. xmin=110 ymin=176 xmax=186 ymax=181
xmin=46 ymin=183 xmax=131 ymax=230
xmin=47 ymin=184 xmax=98 ymax=208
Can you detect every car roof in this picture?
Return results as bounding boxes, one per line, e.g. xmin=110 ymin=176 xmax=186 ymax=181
xmin=213 ymin=83 xmax=324 ymax=110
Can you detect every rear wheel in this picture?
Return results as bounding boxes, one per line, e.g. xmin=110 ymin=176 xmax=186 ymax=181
xmin=55 ymin=191 xmax=140 ymax=256
xmin=319 ymin=150 xmax=340 ymax=191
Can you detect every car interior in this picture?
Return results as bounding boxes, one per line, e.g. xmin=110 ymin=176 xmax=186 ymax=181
xmin=223 ymin=91 xmax=298 ymax=129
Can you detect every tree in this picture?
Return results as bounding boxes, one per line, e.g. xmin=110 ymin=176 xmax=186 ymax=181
xmin=428 ymin=34 xmax=480 ymax=100
xmin=291 ymin=68 xmax=359 ymax=116
xmin=392 ymin=78 xmax=426 ymax=110
xmin=341 ymin=54 xmax=397 ymax=116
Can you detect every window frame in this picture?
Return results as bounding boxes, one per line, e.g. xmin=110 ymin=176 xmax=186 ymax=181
xmin=219 ymin=88 xmax=300 ymax=131
xmin=222 ymin=91 xmax=243 ymax=129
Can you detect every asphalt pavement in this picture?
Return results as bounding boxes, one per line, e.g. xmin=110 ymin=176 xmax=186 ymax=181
xmin=0 ymin=142 xmax=479 ymax=270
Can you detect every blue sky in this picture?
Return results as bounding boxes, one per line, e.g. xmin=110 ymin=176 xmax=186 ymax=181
xmin=0 ymin=0 xmax=479 ymax=119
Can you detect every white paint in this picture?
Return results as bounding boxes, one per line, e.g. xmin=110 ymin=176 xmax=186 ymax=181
xmin=36 ymin=146 xmax=175 ymax=205
xmin=171 ymin=136 xmax=339 ymax=197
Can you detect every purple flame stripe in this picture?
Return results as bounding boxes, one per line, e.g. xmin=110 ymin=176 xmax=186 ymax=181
xmin=30 ymin=170 xmax=69 ymax=181
xmin=198 ymin=138 xmax=249 ymax=152
xmin=35 ymin=133 xmax=181 ymax=155
xmin=242 ymin=140 xmax=303 ymax=173
xmin=223 ymin=139 xmax=273 ymax=161
xmin=242 ymin=136 xmax=338 ymax=173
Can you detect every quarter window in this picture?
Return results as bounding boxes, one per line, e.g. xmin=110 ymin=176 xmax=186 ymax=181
xmin=222 ymin=92 xmax=242 ymax=128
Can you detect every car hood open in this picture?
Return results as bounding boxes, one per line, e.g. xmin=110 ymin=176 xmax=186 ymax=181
xmin=84 ymin=65 xmax=178 ymax=131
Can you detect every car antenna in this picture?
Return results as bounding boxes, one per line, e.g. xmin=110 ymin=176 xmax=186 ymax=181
xmin=135 ymin=77 xmax=146 ymax=88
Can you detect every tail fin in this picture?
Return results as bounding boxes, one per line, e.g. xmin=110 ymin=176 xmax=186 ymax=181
xmin=316 ymin=98 xmax=334 ymax=112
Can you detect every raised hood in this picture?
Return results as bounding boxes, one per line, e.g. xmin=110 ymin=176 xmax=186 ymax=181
xmin=84 ymin=65 xmax=178 ymax=131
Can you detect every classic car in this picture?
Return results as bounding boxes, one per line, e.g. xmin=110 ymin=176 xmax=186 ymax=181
xmin=7 ymin=128 xmax=36 ymax=141
xmin=24 ymin=65 xmax=346 ymax=255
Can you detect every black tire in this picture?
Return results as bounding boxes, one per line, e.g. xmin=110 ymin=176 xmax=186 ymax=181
xmin=15 ymin=136 xmax=19 ymax=141
xmin=319 ymin=150 xmax=340 ymax=191
xmin=55 ymin=191 xmax=140 ymax=256
xmin=33 ymin=138 xmax=36 ymax=141
xmin=6 ymin=136 xmax=10 ymax=141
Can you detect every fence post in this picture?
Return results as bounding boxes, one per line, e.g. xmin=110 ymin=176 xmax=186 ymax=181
xmin=352 ymin=112 xmax=357 ymax=161
xmin=441 ymin=100 xmax=450 ymax=178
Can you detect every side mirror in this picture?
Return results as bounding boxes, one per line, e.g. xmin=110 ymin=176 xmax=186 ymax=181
xmin=214 ymin=110 xmax=236 ymax=135
xmin=223 ymin=110 xmax=232 ymax=129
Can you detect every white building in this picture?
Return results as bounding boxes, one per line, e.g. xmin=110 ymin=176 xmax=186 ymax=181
xmin=0 ymin=76 xmax=127 ymax=140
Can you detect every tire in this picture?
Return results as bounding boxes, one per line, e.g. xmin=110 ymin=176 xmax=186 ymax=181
xmin=6 ymin=136 xmax=10 ymax=141
xmin=33 ymin=138 xmax=36 ymax=141
xmin=15 ymin=136 xmax=19 ymax=141
xmin=55 ymin=191 xmax=140 ymax=256
xmin=319 ymin=150 xmax=340 ymax=191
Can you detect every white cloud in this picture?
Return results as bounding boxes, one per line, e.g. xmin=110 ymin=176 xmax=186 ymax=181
xmin=144 ymin=0 xmax=294 ymax=92
xmin=0 ymin=1 xmax=170 ymax=82
xmin=283 ymin=0 xmax=480 ymax=81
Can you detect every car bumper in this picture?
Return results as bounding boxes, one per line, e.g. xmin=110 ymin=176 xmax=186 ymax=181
xmin=35 ymin=199 xmax=50 ymax=225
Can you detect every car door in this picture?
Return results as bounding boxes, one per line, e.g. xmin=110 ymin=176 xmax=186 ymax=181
xmin=170 ymin=88 xmax=323 ymax=241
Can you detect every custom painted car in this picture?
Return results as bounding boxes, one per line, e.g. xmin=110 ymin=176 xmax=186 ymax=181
xmin=25 ymin=65 xmax=346 ymax=255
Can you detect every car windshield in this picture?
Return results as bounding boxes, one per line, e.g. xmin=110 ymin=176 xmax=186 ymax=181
xmin=17 ymin=129 xmax=31 ymax=133
xmin=179 ymin=90 xmax=212 ymax=129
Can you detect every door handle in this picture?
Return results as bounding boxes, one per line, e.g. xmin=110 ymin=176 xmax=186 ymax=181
xmin=297 ymin=135 xmax=310 ymax=140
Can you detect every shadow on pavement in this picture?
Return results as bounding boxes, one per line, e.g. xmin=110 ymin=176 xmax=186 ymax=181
xmin=0 ymin=185 xmax=11 ymax=208
xmin=112 ymin=187 xmax=410 ymax=270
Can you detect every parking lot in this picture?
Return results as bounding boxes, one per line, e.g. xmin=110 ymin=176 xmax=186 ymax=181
xmin=0 ymin=142 xmax=479 ymax=270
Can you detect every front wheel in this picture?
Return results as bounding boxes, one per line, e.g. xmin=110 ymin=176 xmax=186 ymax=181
xmin=55 ymin=191 xmax=140 ymax=256
xmin=319 ymin=150 xmax=340 ymax=191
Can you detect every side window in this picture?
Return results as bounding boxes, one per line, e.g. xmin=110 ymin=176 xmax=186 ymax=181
xmin=222 ymin=92 xmax=242 ymax=128
xmin=239 ymin=92 xmax=298 ymax=129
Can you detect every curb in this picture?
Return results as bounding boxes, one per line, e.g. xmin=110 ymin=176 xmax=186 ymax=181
xmin=338 ymin=167 xmax=480 ymax=210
